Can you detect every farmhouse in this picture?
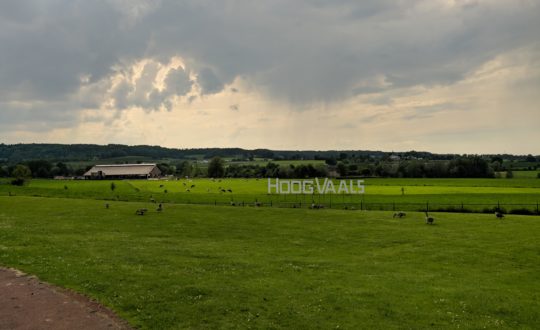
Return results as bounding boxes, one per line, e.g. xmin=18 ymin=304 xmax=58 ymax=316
xmin=84 ymin=164 xmax=161 ymax=180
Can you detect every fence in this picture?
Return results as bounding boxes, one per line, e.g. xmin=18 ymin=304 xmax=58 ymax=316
xmin=203 ymin=199 xmax=540 ymax=215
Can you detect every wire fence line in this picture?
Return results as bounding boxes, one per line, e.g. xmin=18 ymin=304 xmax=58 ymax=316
xmin=142 ymin=192 xmax=540 ymax=215
xmin=205 ymin=199 xmax=540 ymax=215
xmin=4 ymin=189 xmax=539 ymax=215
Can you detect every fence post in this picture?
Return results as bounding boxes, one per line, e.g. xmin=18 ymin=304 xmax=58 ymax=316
xmin=461 ymin=202 xmax=464 ymax=211
xmin=360 ymin=201 xmax=363 ymax=210
xmin=537 ymin=202 xmax=539 ymax=214
xmin=393 ymin=202 xmax=395 ymax=211
xmin=497 ymin=201 xmax=500 ymax=211
xmin=426 ymin=202 xmax=429 ymax=213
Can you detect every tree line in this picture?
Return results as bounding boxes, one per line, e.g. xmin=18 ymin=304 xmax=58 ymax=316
xmin=162 ymin=156 xmax=503 ymax=179
xmin=1 ymin=154 xmax=537 ymax=183
xmin=2 ymin=143 xmax=538 ymax=163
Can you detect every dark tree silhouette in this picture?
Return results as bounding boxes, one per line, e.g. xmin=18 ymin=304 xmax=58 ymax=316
xmin=207 ymin=157 xmax=225 ymax=178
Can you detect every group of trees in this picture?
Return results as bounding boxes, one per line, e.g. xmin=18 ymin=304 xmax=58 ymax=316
xmin=370 ymin=156 xmax=494 ymax=178
xmin=158 ymin=158 xmax=329 ymax=179
xmin=0 ymin=161 xmax=84 ymax=180
xmin=223 ymin=162 xmax=328 ymax=178
xmin=168 ymin=156 xmax=496 ymax=179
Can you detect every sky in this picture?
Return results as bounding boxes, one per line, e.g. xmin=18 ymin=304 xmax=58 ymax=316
xmin=1 ymin=0 xmax=539 ymax=154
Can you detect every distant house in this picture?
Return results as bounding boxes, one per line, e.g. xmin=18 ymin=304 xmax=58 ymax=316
xmin=84 ymin=164 xmax=161 ymax=180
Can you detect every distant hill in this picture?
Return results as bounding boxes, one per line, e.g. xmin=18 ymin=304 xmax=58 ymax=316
xmin=0 ymin=143 xmax=444 ymax=163
xmin=0 ymin=143 xmax=535 ymax=163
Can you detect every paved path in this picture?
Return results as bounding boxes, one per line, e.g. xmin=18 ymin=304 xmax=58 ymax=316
xmin=0 ymin=268 xmax=131 ymax=330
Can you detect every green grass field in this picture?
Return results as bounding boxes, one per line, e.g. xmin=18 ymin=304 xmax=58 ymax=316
xmin=2 ymin=177 xmax=539 ymax=213
xmin=1 ymin=196 xmax=539 ymax=329
xmin=512 ymin=171 xmax=540 ymax=178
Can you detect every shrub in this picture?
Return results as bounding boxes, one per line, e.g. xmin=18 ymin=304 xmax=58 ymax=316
xmin=11 ymin=178 xmax=25 ymax=186
xmin=432 ymin=206 xmax=473 ymax=213
xmin=12 ymin=164 xmax=32 ymax=180
xmin=482 ymin=206 xmax=506 ymax=214
xmin=509 ymin=208 xmax=536 ymax=216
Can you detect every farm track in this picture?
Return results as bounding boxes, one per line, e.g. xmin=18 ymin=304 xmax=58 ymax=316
xmin=0 ymin=267 xmax=131 ymax=330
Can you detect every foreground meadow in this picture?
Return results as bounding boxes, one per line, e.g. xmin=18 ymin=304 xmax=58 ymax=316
xmin=1 ymin=196 xmax=539 ymax=329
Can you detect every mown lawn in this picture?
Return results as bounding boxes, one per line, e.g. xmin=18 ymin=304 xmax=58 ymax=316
xmin=1 ymin=196 xmax=539 ymax=329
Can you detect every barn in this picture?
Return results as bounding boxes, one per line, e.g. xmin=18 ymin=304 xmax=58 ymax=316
xmin=84 ymin=164 xmax=161 ymax=179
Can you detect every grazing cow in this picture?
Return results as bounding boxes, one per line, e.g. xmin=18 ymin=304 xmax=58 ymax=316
xmin=495 ymin=211 xmax=504 ymax=219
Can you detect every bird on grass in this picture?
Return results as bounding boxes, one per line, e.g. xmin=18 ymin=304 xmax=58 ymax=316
xmin=425 ymin=211 xmax=434 ymax=224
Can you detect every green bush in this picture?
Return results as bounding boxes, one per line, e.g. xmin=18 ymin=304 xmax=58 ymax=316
xmin=432 ymin=206 xmax=473 ymax=213
xmin=509 ymin=208 xmax=537 ymax=215
xmin=482 ymin=206 xmax=506 ymax=214
xmin=11 ymin=178 xmax=25 ymax=186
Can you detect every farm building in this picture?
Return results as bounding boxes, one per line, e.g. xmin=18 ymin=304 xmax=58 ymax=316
xmin=84 ymin=164 xmax=161 ymax=179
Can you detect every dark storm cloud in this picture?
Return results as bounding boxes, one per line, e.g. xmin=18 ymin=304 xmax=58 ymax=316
xmin=0 ymin=0 xmax=539 ymax=128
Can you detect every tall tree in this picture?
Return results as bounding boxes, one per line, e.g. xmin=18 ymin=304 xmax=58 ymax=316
xmin=207 ymin=157 xmax=225 ymax=178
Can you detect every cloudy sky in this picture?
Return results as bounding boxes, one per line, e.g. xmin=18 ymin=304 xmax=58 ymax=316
xmin=1 ymin=0 xmax=539 ymax=154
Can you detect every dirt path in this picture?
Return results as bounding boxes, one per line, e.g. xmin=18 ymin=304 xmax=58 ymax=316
xmin=0 ymin=267 xmax=131 ymax=330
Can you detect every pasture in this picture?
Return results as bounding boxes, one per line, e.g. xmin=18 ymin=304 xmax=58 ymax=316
xmin=1 ymin=196 xmax=539 ymax=329
xmin=1 ymin=177 xmax=539 ymax=213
